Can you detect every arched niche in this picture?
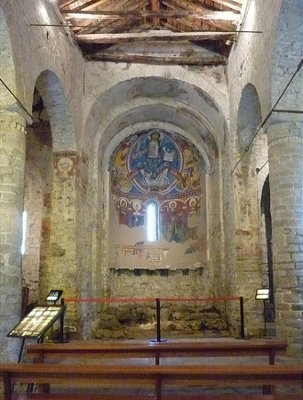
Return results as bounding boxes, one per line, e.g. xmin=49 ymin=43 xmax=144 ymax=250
xmin=35 ymin=70 xmax=76 ymax=151
xmin=233 ymin=83 xmax=267 ymax=335
xmin=107 ymin=128 xmax=207 ymax=298
xmin=22 ymin=71 xmax=77 ymax=313
xmin=83 ymin=77 xmax=227 ymax=159
xmin=236 ymin=83 xmax=262 ymax=155
xmin=77 ymin=76 xmax=228 ymax=338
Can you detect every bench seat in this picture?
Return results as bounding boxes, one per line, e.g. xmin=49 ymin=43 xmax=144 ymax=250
xmin=25 ymin=339 xmax=288 ymax=365
xmin=12 ymin=394 xmax=303 ymax=400
xmin=1 ymin=363 xmax=302 ymax=400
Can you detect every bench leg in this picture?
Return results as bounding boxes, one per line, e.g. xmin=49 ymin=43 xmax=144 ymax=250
xmin=3 ymin=372 xmax=13 ymax=400
xmin=155 ymin=375 xmax=162 ymax=400
xmin=263 ymin=384 xmax=274 ymax=395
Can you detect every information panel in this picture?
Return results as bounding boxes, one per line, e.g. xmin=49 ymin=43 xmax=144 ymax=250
xmin=7 ymin=305 xmax=65 ymax=339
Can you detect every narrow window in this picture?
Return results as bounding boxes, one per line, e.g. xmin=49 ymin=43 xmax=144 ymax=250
xmin=21 ymin=210 xmax=27 ymax=255
xmin=146 ymin=202 xmax=158 ymax=242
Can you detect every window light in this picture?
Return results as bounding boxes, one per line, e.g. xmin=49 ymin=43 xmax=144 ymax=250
xmin=21 ymin=210 xmax=27 ymax=255
xmin=147 ymin=202 xmax=158 ymax=242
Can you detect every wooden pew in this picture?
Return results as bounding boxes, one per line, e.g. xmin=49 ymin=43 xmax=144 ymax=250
xmin=25 ymin=338 xmax=288 ymax=365
xmin=0 ymin=363 xmax=302 ymax=400
xmin=10 ymin=394 xmax=303 ymax=400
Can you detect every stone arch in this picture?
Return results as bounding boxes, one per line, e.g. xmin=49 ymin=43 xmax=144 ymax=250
xmin=78 ymin=76 xmax=227 ymax=336
xmin=22 ymin=71 xmax=78 ymax=325
xmin=236 ymin=83 xmax=262 ymax=154
xmin=35 ymin=70 xmax=76 ymax=151
xmin=84 ymin=77 xmax=227 ymax=156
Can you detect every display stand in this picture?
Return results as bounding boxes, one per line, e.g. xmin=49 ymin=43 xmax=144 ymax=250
xmin=7 ymin=303 xmax=66 ymax=362
xmin=255 ymin=288 xmax=270 ymax=337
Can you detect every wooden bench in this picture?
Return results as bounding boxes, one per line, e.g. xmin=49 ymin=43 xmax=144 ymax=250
xmin=0 ymin=363 xmax=302 ymax=400
xmin=25 ymin=338 xmax=288 ymax=365
xmin=10 ymin=394 xmax=303 ymax=400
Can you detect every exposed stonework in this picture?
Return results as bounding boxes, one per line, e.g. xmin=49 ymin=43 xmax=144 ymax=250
xmin=94 ymin=304 xmax=229 ymax=340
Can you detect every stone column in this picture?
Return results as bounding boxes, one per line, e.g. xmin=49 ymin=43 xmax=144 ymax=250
xmin=232 ymin=153 xmax=263 ymax=336
xmin=268 ymin=121 xmax=303 ymax=357
xmin=0 ymin=110 xmax=26 ymax=361
xmin=39 ymin=151 xmax=78 ymax=333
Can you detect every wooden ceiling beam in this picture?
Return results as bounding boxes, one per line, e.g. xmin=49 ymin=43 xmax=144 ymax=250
xmin=63 ymin=9 xmax=240 ymax=22
xmin=77 ymin=30 xmax=235 ymax=44
xmin=84 ymin=51 xmax=227 ymax=65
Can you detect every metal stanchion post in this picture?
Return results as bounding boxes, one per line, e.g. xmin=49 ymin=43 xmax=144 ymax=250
xmin=240 ymin=296 xmax=245 ymax=339
xmin=60 ymin=298 xmax=65 ymax=343
xmin=150 ymin=298 xmax=166 ymax=343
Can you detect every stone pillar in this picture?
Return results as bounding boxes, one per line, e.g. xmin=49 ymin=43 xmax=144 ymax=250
xmin=268 ymin=121 xmax=303 ymax=357
xmin=39 ymin=151 xmax=78 ymax=333
xmin=233 ymin=153 xmax=263 ymax=336
xmin=0 ymin=110 xmax=26 ymax=361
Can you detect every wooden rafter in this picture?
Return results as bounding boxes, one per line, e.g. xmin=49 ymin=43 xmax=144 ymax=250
xmin=55 ymin=0 xmax=246 ymax=64
xmin=150 ymin=0 xmax=161 ymax=28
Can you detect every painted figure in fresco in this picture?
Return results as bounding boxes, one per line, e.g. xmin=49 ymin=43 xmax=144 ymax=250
xmin=131 ymin=200 xmax=144 ymax=227
xmin=187 ymin=197 xmax=200 ymax=240
xmin=130 ymin=131 xmax=181 ymax=193
xmin=118 ymin=198 xmax=128 ymax=225
xmin=161 ymin=201 xmax=188 ymax=243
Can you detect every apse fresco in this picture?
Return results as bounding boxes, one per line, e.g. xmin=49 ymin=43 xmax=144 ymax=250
xmin=110 ymin=129 xmax=204 ymax=244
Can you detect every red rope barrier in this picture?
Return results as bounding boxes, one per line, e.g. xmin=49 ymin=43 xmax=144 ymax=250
xmin=160 ymin=296 xmax=240 ymax=302
xmin=64 ymin=296 xmax=240 ymax=304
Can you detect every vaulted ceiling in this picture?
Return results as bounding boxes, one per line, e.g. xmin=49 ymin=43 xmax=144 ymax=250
xmin=57 ymin=0 xmax=246 ymax=65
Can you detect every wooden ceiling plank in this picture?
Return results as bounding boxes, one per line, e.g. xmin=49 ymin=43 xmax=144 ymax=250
xmin=72 ymin=0 xmax=148 ymax=34
xmin=162 ymin=0 xmax=236 ymax=30
xmin=202 ymin=0 xmax=242 ymax=12
xmin=77 ymin=30 xmax=235 ymax=44
xmin=163 ymin=0 xmax=239 ymax=20
xmin=67 ymin=0 xmax=118 ymax=13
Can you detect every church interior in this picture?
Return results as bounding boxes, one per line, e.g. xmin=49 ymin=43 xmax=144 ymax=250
xmin=0 ymin=0 xmax=302 ymax=384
